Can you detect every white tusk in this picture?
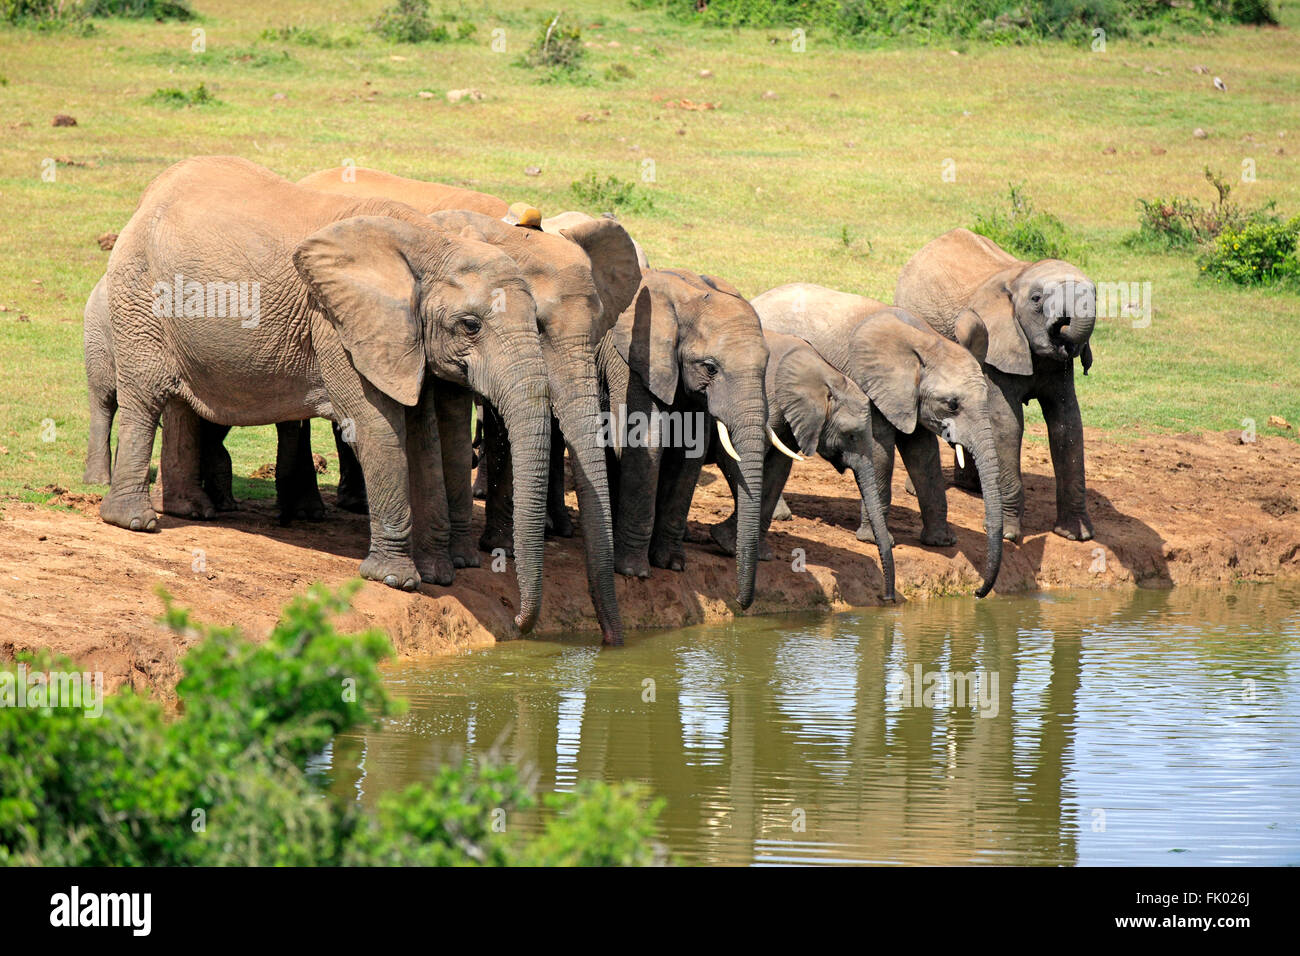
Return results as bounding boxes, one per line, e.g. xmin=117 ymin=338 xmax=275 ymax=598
xmin=716 ymin=420 xmax=742 ymax=462
xmin=954 ymin=443 xmax=966 ymax=470
xmin=767 ymin=426 xmax=804 ymax=461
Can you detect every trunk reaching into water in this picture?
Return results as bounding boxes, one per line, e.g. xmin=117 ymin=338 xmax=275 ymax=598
xmin=848 ymin=451 xmax=896 ymax=602
xmin=476 ymin=343 xmax=551 ymax=633
xmin=973 ymin=436 xmax=1004 ymax=598
xmin=551 ymin=360 xmax=622 ymax=645
xmin=730 ymin=417 xmax=766 ymax=609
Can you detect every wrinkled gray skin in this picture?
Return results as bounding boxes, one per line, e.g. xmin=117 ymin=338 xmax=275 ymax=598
xmin=895 ymin=229 xmax=1096 ymax=542
xmin=84 ymin=276 xmax=325 ymax=523
xmin=100 ymin=156 xmax=552 ymax=631
xmin=598 ymin=269 xmax=770 ymax=608
xmin=82 ymin=277 xmax=115 ymax=485
xmin=754 ymin=283 xmax=1004 ymax=597
xmin=708 ymin=331 xmax=896 ymax=602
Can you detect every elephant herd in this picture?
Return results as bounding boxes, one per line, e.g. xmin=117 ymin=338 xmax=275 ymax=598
xmin=85 ymin=156 xmax=1098 ymax=645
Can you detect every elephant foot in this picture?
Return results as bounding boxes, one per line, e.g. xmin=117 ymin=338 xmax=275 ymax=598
xmin=479 ymin=526 xmax=515 ymax=558
xmin=449 ymin=535 xmax=481 ymax=569
xmin=359 ymin=553 xmax=420 ymax=591
xmin=649 ymin=543 xmax=686 ymax=572
xmin=758 ymin=539 xmax=773 ymax=562
xmin=709 ymin=519 xmax=737 ymax=557
xmin=417 ymin=553 xmax=456 ymax=587
xmin=903 ymin=475 xmax=917 ymax=497
xmin=1002 ymin=514 xmax=1022 ymax=543
xmin=546 ymin=506 xmax=575 ymax=538
xmin=772 ymin=495 xmax=793 ymax=521
xmin=1053 ymin=513 xmax=1094 ymax=541
xmin=856 ymin=521 xmax=876 ymax=543
xmin=615 ymin=549 xmax=652 ymax=579
xmin=920 ymin=525 xmax=957 ymax=548
xmin=151 ymin=485 xmax=216 ymax=521
xmin=99 ymin=493 xmax=159 ymax=532
xmin=83 ymin=463 xmax=111 ymax=485
xmin=472 ymin=467 xmax=488 ymax=500
xmin=208 ymin=490 xmax=238 ymax=512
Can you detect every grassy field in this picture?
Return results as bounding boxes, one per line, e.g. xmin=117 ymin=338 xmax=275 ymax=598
xmin=1 ymin=0 xmax=1298 ymax=502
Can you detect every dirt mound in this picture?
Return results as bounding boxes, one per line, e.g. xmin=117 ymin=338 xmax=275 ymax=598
xmin=1 ymin=428 xmax=1297 ymax=698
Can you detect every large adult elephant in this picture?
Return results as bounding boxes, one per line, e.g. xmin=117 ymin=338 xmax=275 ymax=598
xmin=753 ymin=283 xmax=1003 ymax=598
xmin=895 ymin=229 xmax=1096 ymax=541
xmin=598 ymin=269 xmax=770 ymax=608
xmin=100 ymin=156 xmax=552 ymax=631
xmin=299 ymin=168 xmax=642 ymax=645
xmin=708 ymin=330 xmax=896 ymax=602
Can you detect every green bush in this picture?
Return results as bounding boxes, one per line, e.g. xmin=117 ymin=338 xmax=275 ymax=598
xmin=146 ymin=82 xmax=219 ymax=107
xmin=372 ymin=0 xmax=474 ymax=43
xmin=2 ymin=0 xmax=193 ymax=25
xmin=259 ymin=25 xmax=361 ymax=49
xmin=1126 ymin=167 xmax=1276 ymax=250
xmin=971 ymin=183 xmax=1080 ymax=261
xmin=0 ymin=582 xmax=666 ymax=866
xmin=518 ymin=11 xmax=589 ymax=81
xmin=570 ymin=173 xmax=657 ymax=215
xmin=1199 ymin=216 xmax=1300 ymax=288
xmin=630 ymin=0 xmax=1277 ymax=41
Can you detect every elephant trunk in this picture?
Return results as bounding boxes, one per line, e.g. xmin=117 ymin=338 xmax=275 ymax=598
xmin=1055 ymin=282 xmax=1097 ymax=348
xmin=726 ymin=409 xmax=767 ymax=609
xmin=846 ymin=450 xmax=895 ymax=602
xmin=550 ymin=352 xmax=622 ymax=646
xmin=473 ymin=338 xmax=551 ymax=633
xmin=971 ymin=429 xmax=1004 ymax=598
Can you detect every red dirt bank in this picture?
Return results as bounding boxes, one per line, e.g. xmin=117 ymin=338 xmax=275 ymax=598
xmin=1 ymin=427 xmax=1298 ymax=697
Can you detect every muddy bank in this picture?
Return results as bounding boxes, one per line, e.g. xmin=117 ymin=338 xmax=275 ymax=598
xmin=1 ymin=427 xmax=1298 ymax=697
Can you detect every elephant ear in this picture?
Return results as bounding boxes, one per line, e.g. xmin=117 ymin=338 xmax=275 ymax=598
xmin=954 ymin=309 xmax=989 ymax=365
xmin=294 ymin=215 xmax=438 ymax=407
xmin=850 ymin=314 xmax=923 ymax=434
xmin=608 ymin=283 xmax=679 ymax=404
xmin=697 ymin=273 xmax=746 ymax=299
xmin=559 ymin=217 xmax=642 ymax=335
xmin=967 ymin=270 xmax=1032 ymax=376
xmin=774 ymin=349 xmax=831 ymax=456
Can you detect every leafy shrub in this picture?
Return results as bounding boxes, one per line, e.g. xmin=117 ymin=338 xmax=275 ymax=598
xmin=518 ymin=11 xmax=588 ymax=80
xmin=1127 ymin=167 xmax=1276 ymax=250
xmin=146 ymin=82 xmax=218 ymax=107
xmin=570 ymin=173 xmax=656 ymax=214
xmin=1199 ymin=216 xmax=1300 ymax=288
xmin=259 ymin=25 xmax=360 ymax=49
xmin=2 ymin=0 xmax=193 ymax=25
xmin=972 ymin=183 xmax=1079 ymax=261
xmin=372 ymin=0 xmax=477 ymax=43
xmin=0 ymin=582 xmax=666 ymax=866
xmin=630 ymin=0 xmax=1277 ymax=41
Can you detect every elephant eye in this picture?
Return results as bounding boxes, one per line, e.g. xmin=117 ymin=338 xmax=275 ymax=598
xmin=461 ymin=315 xmax=483 ymax=335
xmin=945 ymin=398 xmax=960 ymax=412
xmin=1030 ymin=293 xmax=1042 ymax=305
xmin=701 ymin=360 xmax=719 ymax=377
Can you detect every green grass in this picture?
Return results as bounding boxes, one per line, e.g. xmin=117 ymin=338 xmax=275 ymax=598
xmin=1 ymin=0 xmax=1299 ymax=502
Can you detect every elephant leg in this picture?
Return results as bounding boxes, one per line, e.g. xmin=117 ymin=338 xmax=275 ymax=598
xmin=332 ymin=421 xmax=368 ymax=514
xmin=100 ymin=390 xmax=166 ymax=532
xmin=479 ymin=403 xmax=514 ymax=557
xmin=754 ymin=448 xmax=790 ymax=561
xmin=950 ymin=444 xmax=981 ymax=492
xmin=898 ymin=428 xmax=953 ymax=547
xmin=857 ymin=410 xmax=896 ymax=543
xmin=199 ymin=420 xmax=236 ymax=512
xmin=649 ymin=443 xmax=703 ymax=572
xmin=410 ymin=387 xmax=454 ymax=585
xmin=772 ymin=495 xmax=792 ymax=521
xmin=291 ymin=419 xmax=326 ymax=521
xmin=986 ymin=370 xmax=1026 ymax=542
xmin=708 ymin=447 xmax=742 ymax=556
xmin=1039 ymin=370 xmax=1093 ymax=541
xmin=612 ymin=436 xmax=663 ymax=579
xmin=434 ymin=385 xmax=479 ymax=568
xmin=151 ymin=400 xmax=215 ymax=520
xmin=546 ymin=418 xmax=574 ymax=538
xmin=83 ymin=388 xmax=116 ymax=484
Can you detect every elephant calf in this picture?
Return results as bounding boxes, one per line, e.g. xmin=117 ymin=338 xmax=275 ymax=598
xmin=896 ymin=228 xmax=1097 ymax=542
xmin=753 ymin=283 xmax=1004 ymax=597
xmin=598 ymin=269 xmax=770 ymax=608
xmin=708 ymin=331 xmax=896 ymax=602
